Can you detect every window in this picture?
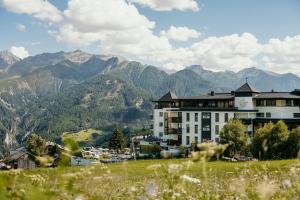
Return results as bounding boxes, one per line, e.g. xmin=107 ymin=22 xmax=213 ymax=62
xmin=195 ymin=125 xmax=198 ymax=134
xmin=256 ymin=100 xmax=264 ymax=106
xmin=186 ymin=113 xmax=190 ymax=122
xmin=202 ymin=125 xmax=210 ymax=131
xmin=208 ymin=101 xmax=216 ymax=107
xmin=224 ymin=113 xmax=229 ymax=122
xmin=215 ymin=125 xmax=219 ymax=135
xmin=195 ymin=113 xmax=198 ymax=122
xmin=266 ymin=100 xmax=276 ymax=106
xmin=159 ymin=122 xmax=163 ymax=127
xmin=195 ymin=137 xmax=198 ymax=143
xmin=186 ymin=136 xmax=190 ymax=145
xmin=202 ymin=112 xmax=211 ymax=119
xmin=294 ymin=113 xmax=300 ymax=118
xmin=266 ymin=113 xmax=271 ymax=118
xmin=256 ymin=113 xmax=264 ymax=118
xmin=159 ymin=112 xmax=163 ymax=117
xmin=186 ymin=124 xmax=190 ymax=133
xmin=286 ymin=100 xmax=293 ymax=106
xmin=215 ymin=113 xmax=219 ymax=122
xmin=159 ymin=132 xmax=163 ymax=137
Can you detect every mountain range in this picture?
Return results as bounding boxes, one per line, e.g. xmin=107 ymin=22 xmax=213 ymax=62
xmin=1 ymin=50 xmax=300 ymax=154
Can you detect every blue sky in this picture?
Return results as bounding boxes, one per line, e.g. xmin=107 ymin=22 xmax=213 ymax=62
xmin=1 ymin=0 xmax=300 ymax=74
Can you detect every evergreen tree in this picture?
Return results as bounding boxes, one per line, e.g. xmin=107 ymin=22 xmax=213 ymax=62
xmin=220 ymin=119 xmax=248 ymax=157
xmin=109 ymin=128 xmax=126 ymax=152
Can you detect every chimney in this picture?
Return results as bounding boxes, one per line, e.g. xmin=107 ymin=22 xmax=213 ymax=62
xmin=211 ymin=91 xmax=215 ymax=96
xmin=271 ymin=89 xmax=274 ymax=93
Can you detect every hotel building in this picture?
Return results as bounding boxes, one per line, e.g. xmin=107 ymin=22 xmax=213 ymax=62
xmin=152 ymin=83 xmax=300 ymax=146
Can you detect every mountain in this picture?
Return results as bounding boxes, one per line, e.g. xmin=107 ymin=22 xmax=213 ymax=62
xmin=187 ymin=65 xmax=300 ymax=91
xmin=0 ymin=51 xmax=20 ymax=72
xmin=1 ymin=50 xmax=300 ymax=154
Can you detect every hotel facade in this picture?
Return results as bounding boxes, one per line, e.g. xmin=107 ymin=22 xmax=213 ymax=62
xmin=152 ymin=83 xmax=300 ymax=146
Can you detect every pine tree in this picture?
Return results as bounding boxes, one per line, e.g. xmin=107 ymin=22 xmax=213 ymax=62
xmin=109 ymin=128 xmax=126 ymax=152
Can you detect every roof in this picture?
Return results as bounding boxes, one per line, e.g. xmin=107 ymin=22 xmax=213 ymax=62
xmin=254 ymin=92 xmax=300 ymax=99
xmin=235 ymin=83 xmax=260 ymax=93
xmin=178 ymin=93 xmax=233 ymax=100
xmin=157 ymin=91 xmax=177 ymax=101
xmin=3 ymin=151 xmax=33 ymax=163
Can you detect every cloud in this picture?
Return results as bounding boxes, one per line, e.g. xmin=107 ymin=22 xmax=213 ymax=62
xmin=1 ymin=0 xmax=63 ymax=23
xmin=16 ymin=23 xmax=26 ymax=32
xmin=9 ymin=46 xmax=29 ymax=59
xmin=129 ymin=0 xmax=200 ymax=11
xmin=261 ymin=35 xmax=300 ymax=74
xmin=2 ymin=0 xmax=300 ymax=75
xmin=163 ymin=33 xmax=262 ymax=71
xmin=160 ymin=26 xmax=201 ymax=42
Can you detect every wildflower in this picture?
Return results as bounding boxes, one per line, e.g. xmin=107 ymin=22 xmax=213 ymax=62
xmin=145 ymin=182 xmax=158 ymax=197
xmin=282 ymin=179 xmax=292 ymax=189
xmin=130 ymin=186 xmax=137 ymax=192
xmin=180 ymin=175 xmax=201 ymax=184
xmin=146 ymin=164 xmax=162 ymax=170
xmin=183 ymin=160 xmax=193 ymax=169
xmin=74 ymin=195 xmax=85 ymax=200
xmin=256 ymin=181 xmax=278 ymax=200
xmin=168 ymin=164 xmax=182 ymax=174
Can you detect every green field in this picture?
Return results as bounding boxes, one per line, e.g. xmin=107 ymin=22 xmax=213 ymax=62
xmin=0 ymin=159 xmax=299 ymax=199
xmin=62 ymin=129 xmax=105 ymax=147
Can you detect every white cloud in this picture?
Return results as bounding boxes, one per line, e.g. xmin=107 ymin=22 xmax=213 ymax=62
xmin=164 ymin=33 xmax=262 ymax=71
xmin=261 ymin=35 xmax=300 ymax=74
xmin=160 ymin=26 xmax=201 ymax=42
xmin=2 ymin=0 xmax=300 ymax=75
xmin=1 ymin=0 xmax=63 ymax=23
xmin=16 ymin=23 xmax=26 ymax=32
xmin=129 ymin=0 xmax=200 ymax=11
xmin=9 ymin=46 xmax=29 ymax=59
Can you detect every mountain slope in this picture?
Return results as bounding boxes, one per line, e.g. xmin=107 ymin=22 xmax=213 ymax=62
xmin=187 ymin=65 xmax=300 ymax=91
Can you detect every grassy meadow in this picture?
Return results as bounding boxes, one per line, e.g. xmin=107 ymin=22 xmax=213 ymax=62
xmin=0 ymin=159 xmax=299 ymax=200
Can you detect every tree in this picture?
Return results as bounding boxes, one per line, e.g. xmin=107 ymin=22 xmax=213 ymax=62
xmin=109 ymin=128 xmax=126 ymax=152
xmin=285 ymin=127 xmax=300 ymax=158
xmin=26 ymin=133 xmax=46 ymax=156
xmin=220 ymin=119 xmax=248 ymax=157
xmin=251 ymin=121 xmax=289 ymax=159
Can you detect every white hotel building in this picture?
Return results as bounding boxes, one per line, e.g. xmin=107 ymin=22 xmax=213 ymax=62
xmin=152 ymin=83 xmax=300 ymax=146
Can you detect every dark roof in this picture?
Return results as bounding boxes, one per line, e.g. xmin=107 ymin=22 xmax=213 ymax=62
xmin=3 ymin=151 xmax=34 ymax=163
xmin=157 ymin=91 xmax=177 ymax=101
xmin=178 ymin=93 xmax=233 ymax=100
xmin=254 ymin=92 xmax=300 ymax=99
xmin=235 ymin=83 xmax=260 ymax=93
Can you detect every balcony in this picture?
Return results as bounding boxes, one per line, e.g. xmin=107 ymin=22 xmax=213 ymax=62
xmin=164 ymin=128 xmax=182 ymax=135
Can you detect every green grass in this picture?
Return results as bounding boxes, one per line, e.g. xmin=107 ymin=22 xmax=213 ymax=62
xmin=62 ymin=129 xmax=103 ymax=147
xmin=0 ymin=159 xmax=299 ymax=199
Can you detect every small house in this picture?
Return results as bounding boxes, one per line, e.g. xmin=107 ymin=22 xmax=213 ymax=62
xmin=4 ymin=151 xmax=36 ymax=169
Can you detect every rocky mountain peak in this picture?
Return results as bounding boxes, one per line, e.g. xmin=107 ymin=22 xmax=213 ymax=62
xmin=0 ymin=51 xmax=20 ymax=68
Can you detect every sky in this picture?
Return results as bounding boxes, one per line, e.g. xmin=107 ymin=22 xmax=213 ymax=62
xmin=1 ymin=0 xmax=300 ymax=74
